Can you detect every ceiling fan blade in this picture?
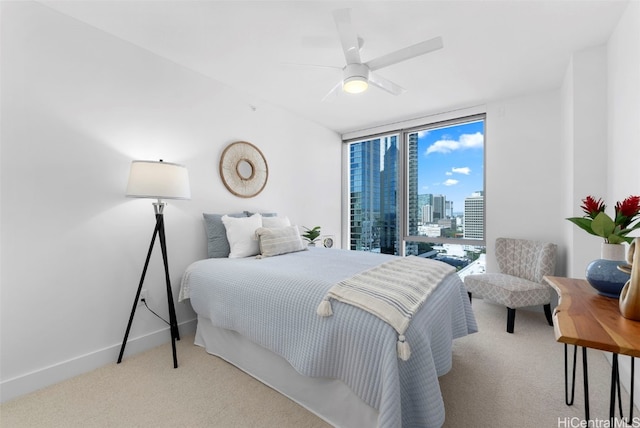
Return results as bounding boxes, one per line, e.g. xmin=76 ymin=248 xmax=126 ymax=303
xmin=368 ymin=72 xmax=406 ymax=96
xmin=282 ymin=62 xmax=342 ymax=71
xmin=366 ymin=36 xmax=443 ymax=71
xmin=321 ymin=80 xmax=343 ymax=102
xmin=333 ymin=8 xmax=361 ymax=65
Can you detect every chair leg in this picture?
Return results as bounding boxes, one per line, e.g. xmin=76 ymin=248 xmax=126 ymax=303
xmin=467 ymin=292 xmax=472 ymax=303
xmin=544 ymin=303 xmax=553 ymax=326
xmin=507 ymin=307 xmax=516 ymax=333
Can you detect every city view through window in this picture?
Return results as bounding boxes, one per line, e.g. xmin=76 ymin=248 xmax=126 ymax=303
xmin=348 ymin=115 xmax=486 ymax=273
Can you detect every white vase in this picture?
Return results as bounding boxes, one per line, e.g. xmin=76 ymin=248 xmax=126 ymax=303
xmin=601 ymin=243 xmax=626 ymax=261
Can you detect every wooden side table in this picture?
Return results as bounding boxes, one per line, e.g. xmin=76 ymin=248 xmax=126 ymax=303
xmin=544 ymin=276 xmax=640 ymax=422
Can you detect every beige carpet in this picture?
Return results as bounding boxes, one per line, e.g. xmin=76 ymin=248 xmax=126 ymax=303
xmin=1 ymin=299 xmax=636 ymax=427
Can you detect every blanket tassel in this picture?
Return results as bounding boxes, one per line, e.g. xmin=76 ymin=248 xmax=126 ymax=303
xmin=397 ymin=335 xmax=411 ymax=361
xmin=317 ymin=298 xmax=333 ymax=317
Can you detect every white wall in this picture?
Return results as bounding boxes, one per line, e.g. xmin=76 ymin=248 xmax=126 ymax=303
xmin=605 ymin=0 xmax=640 ymax=408
xmin=482 ymin=0 xmax=638 ymax=402
xmin=559 ymin=0 xmax=639 ymax=409
xmin=562 ymin=45 xmax=609 ymax=277
xmin=484 ymin=92 xmax=565 ymax=275
xmin=608 ymin=0 xmax=640 ymax=204
xmin=0 ymin=1 xmax=341 ymax=402
xmin=561 ymin=0 xmax=639 ymax=274
xmin=468 ymin=2 xmax=638 ymax=282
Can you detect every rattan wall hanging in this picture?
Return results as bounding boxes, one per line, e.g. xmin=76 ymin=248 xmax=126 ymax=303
xmin=219 ymin=141 xmax=268 ymax=198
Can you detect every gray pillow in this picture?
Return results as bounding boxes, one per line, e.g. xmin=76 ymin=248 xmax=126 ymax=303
xmin=244 ymin=211 xmax=277 ymax=217
xmin=203 ymin=213 xmax=247 ymax=258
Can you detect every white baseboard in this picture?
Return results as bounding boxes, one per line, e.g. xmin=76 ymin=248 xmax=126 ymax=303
xmin=0 ymin=318 xmax=197 ymax=404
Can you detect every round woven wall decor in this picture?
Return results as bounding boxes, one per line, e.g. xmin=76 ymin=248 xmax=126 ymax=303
xmin=219 ymin=141 xmax=268 ymax=198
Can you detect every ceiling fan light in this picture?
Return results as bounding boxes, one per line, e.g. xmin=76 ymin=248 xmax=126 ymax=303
xmin=343 ymin=76 xmax=368 ymax=94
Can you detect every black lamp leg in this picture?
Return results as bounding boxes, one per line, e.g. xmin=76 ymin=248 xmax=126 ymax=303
xmin=157 ymin=213 xmax=180 ymax=368
xmin=117 ymin=212 xmax=179 ymax=368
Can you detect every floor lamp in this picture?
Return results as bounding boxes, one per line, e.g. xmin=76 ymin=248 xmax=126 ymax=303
xmin=117 ymin=159 xmax=191 ymax=368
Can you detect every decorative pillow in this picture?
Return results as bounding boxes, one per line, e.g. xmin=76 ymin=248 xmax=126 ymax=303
xmin=222 ymin=213 xmax=263 ymax=258
xmin=262 ymin=216 xmax=291 ymax=228
xmin=255 ymin=225 xmax=306 ymax=258
xmin=203 ymin=213 xmax=247 ymax=258
xmin=244 ymin=211 xmax=277 ymax=218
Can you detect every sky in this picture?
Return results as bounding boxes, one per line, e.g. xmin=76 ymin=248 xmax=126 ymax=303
xmin=415 ymin=119 xmax=484 ymax=214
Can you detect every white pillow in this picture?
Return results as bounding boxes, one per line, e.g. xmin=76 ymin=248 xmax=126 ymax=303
xmin=221 ymin=213 xmax=262 ymax=258
xmin=262 ymin=216 xmax=291 ymax=228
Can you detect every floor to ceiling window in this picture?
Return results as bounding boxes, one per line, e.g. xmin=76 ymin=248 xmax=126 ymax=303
xmin=346 ymin=114 xmax=486 ymax=271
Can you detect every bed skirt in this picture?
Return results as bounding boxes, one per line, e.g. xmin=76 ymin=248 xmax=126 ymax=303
xmin=195 ymin=315 xmax=379 ymax=427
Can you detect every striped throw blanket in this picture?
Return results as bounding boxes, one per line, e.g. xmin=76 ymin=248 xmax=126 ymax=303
xmin=317 ymin=256 xmax=455 ymax=360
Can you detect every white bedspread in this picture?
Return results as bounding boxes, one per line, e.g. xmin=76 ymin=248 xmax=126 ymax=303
xmin=180 ymin=247 xmax=477 ymax=427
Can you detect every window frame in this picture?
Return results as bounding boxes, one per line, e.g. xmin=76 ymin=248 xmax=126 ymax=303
xmin=401 ymin=114 xmax=487 ymax=254
xmin=345 ymin=133 xmax=400 ymax=253
xmin=342 ymin=111 xmax=486 ymax=256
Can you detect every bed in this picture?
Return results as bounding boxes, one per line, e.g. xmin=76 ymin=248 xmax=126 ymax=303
xmin=179 ymin=232 xmax=477 ymax=428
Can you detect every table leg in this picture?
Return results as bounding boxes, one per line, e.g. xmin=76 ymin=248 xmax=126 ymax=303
xmin=565 ymin=344 xmax=578 ymax=406
xmin=583 ymin=347 xmax=590 ymax=421
xmin=564 ymin=344 xmax=589 ymax=420
xmin=631 ymin=357 xmax=635 ymax=420
xmin=610 ymin=353 xmax=618 ymax=421
xmin=611 ymin=354 xmax=635 ymax=420
xmin=609 ymin=355 xmax=636 ymax=424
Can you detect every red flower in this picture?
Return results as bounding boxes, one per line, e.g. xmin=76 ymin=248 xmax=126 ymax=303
xmin=615 ymin=195 xmax=640 ymax=228
xmin=569 ymin=195 xmax=640 ymax=244
xmin=580 ymin=196 xmax=605 ymax=219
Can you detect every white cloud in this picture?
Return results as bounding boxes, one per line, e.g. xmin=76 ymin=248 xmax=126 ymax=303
xmin=443 ymin=179 xmax=459 ymax=186
xmin=425 ymin=132 xmax=484 ymax=155
xmin=451 ymin=167 xmax=471 ymax=175
xmin=417 ymin=130 xmax=430 ymax=139
xmin=445 ymin=171 xmax=452 ymax=176
xmin=425 ymin=139 xmax=459 ymax=155
xmin=460 ymin=132 xmax=483 ymax=148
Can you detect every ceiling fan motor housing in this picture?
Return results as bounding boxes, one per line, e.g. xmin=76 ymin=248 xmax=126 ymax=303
xmin=342 ymin=63 xmax=370 ymax=93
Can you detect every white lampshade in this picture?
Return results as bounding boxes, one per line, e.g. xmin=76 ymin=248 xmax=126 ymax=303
xmin=126 ymin=160 xmax=191 ymax=200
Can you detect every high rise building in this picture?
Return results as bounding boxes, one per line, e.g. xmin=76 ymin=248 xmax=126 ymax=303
xmin=464 ymin=192 xmax=484 ymax=240
xmin=445 ymin=200 xmax=454 ymax=218
xmin=418 ymin=194 xmax=433 ymax=223
xmin=433 ymin=194 xmax=446 ymax=221
xmin=349 ymin=140 xmax=380 ymax=251
xmin=422 ymin=204 xmax=433 ymax=223
xmin=380 ymin=136 xmax=399 ymax=254
xmin=406 ymin=134 xmax=419 ymax=255
xmin=418 ymin=194 xmax=433 ymax=208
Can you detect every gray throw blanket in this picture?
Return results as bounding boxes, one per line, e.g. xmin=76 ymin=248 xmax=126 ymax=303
xmin=317 ymin=256 xmax=455 ymax=360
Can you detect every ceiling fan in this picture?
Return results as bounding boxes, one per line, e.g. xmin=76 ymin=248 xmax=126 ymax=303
xmin=326 ymin=8 xmax=443 ymax=98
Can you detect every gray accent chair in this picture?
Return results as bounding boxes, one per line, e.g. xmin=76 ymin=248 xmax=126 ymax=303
xmin=464 ymin=237 xmax=557 ymax=333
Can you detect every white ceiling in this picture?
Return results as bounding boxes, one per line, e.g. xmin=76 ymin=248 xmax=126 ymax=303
xmin=40 ymin=0 xmax=629 ymax=135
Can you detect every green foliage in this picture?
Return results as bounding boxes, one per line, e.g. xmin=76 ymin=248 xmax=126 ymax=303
xmin=567 ymin=211 xmax=637 ymax=244
xmin=302 ymin=226 xmax=321 ymax=243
